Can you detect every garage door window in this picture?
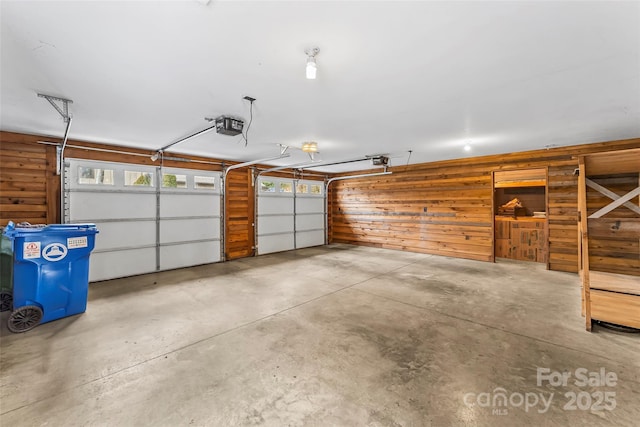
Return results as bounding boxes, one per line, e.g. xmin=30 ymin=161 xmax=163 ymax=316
xmin=310 ymin=184 xmax=322 ymax=195
xmin=78 ymin=167 xmax=114 ymax=185
xmin=162 ymin=173 xmax=187 ymax=188
xmin=194 ymin=176 xmax=216 ymax=189
xmin=260 ymin=181 xmax=275 ymax=193
xmin=125 ymin=171 xmax=154 ymax=187
xmin=296 ymin=183 xmax=308 ymax=194
xmin=280 ymin=182 xmax=293 ymax=193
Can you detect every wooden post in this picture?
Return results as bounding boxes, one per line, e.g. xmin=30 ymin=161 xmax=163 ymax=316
xmin=544 ymin=166 xmax=550 ymax=269
xmin=577 ymin=157 xmax=591 ymax=331
xmin=491 ymin=171 xmax=496 ymax=263
xmin=247 ymin=168 xmax=255 ymax=257
xmin=45 ymin=144 xmax=61 ymax=224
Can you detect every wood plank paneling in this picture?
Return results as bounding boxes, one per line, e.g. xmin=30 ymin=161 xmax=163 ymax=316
xmin=331 ymin=138 xmax=640 ymax=273
xmin=0 ymin=133 xmax=50 ymax=225
xmin=547 ymin=163 xmax=580 ymax=272
xmin=590 ymin=290 xmax=640 ymax=329
xmin=589 ymin=271 xmax=640 ymax=294
xmin=585 ymin=174 xmax=640 ymax=276
xmin=45 ymin=144 xmax=59 ymax=223
xmin=224 ymin=169 xmax=254 ymax=260
xmin=331 ymin=169 xmax=495 ymax=262
xmin=584 ymin=148 xmax=640 ymax=176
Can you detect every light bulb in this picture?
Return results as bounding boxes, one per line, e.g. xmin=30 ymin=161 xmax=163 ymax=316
xmin=306 ymin=58 xmax=317 ymax=79
xmin=302 ymin=142 xmax=318 ymax=152
xmin=464 ymin=143 xmax=471 ymax=152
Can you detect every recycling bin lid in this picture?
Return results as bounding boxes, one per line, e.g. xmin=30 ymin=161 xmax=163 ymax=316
xmin=3 ymin=221 xmax=98 ymax=238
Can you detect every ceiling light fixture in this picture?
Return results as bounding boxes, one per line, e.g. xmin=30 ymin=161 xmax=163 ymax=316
xmin=305 ymin=47 xmax=320 ymax=79
xmin=464 ymin=142 xmax=472 ymax=152
xmin=302 ymin=141 xmax=318 ymax=153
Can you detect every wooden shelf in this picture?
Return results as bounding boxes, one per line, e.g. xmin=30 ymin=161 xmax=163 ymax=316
xmin=495 ymin=216 xmax=546 ymax=222
xmin=494 ymin=180 xmax=546 ymax=188
xmin=494 ymin=168 xmax=546 ymax=188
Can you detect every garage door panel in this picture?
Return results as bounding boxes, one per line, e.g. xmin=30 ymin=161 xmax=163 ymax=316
xmin=258 ymin=197 xmax=294 ymax=215
xmin=69 ymin=192 xmax=156 ymax=221
xmin=296 ymin=230 xmax=325 ymax=248
xmin=295 ymin=198 xmax=324 ymax=214
xmin=259 ymin=216 xmax=294 ymax=234
xmin=294 ymin=181 xmax=325 ymax=249
xmin=89 ymin=248 xmax=156 ymax=282
xmin=160 ymin=218 xmax=220 ymax=243
xmin=92 ymin=221 xmax=156 ymax=251
xmin=160 ymin=241 xmax=221 ymax=270
xmin=296 ymin=214 xmax=324 ymax=231
xmin=159 ymin=194 xmax=220 ymax=218
xmin=258 ymin=234 xmax=295 ymax=255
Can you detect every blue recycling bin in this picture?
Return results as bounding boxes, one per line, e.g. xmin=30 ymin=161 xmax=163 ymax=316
xmin=2 ymin=222 xmax=99 ymax=333
xmin=1 ymin=231 xmax=14 ymax=311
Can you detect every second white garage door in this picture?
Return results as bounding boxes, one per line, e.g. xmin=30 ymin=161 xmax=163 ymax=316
xmin=256 ymin=178 xmax=324 ymax=255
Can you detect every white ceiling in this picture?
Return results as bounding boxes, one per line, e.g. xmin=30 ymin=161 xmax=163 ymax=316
xmin=1 ymin=1 xmax=639 ymax=172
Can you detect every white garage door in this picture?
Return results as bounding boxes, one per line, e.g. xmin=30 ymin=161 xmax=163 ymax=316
xmin=256 ymin=178 xmax=325 ymax=255
xmin=66 ymin=159 xmax=221 ymax=281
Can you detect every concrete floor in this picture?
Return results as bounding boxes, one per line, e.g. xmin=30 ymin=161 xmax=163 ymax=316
xmin=0 ymin=244 xmax=638 ymax=426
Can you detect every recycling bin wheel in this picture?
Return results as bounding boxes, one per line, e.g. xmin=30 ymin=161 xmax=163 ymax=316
xmin=0 ymin=291 xmax=12 ymax=312
xmin=8 ymin=305 xmax=43 ymax=333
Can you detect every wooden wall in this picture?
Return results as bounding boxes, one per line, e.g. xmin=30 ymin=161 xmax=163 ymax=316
xmin=331 ymin=165 xmax=495 ymax=262
xmin=225 ymin=169 xmax=254 ymax=260
xmin=0 ymin=133 xmax=58 ymax=225
xmin=330 ymin=138 xmax=640 ymax=273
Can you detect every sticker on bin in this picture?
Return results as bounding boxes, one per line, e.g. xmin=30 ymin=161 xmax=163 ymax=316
xmin=23 ymin=242 xmax=41 ymax=259
xmin=43 ymin=243 xmax=68 ymax=262
xmin=67 ymin=236 xmax=88 ymax=249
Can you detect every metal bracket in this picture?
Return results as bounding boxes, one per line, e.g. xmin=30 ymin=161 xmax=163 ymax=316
xmin=305 ymin=47 xmax=320 ymax=58
xmin=38 ymin=93 xmax=74 ymax=189
xmin=38 ymin=93 xmax=73 ymax=122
